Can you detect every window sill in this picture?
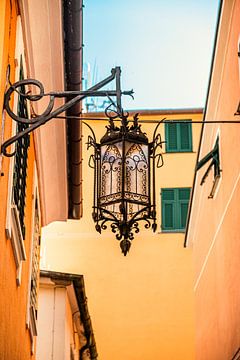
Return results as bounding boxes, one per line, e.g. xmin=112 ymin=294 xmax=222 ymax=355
xmin=7 ymin=204 xmax=26 ymax=286
xmin=27 ymin=306 xmax=37 ymax=355
xmin=165 ymin=150 xmax=194 ymax=154
xmin=160 ymin=230 xmax=186 ymax=234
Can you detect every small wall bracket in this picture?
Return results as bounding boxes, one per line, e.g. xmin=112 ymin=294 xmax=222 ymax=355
xmin=196 ymin=137 xmax=221 ymax=198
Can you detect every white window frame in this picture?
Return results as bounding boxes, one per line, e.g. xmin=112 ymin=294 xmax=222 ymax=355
xmin=209 ymin=128 xmax=222 ymax=200
xmin=5 ymin=77 xmax=26 ymax=287
xmin=26 ymin=163 xmax=41 ymax=353
xmin=0 ymin=65 xmax=10 ymax=172
xmin=232 ymin=348 xmax=240 ymax=360
xmin=5 ymin=17 xmax=29 ymax=285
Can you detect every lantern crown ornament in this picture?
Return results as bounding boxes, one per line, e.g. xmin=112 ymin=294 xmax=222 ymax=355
xmin=87 ymin=105 xmax=164 ymax=256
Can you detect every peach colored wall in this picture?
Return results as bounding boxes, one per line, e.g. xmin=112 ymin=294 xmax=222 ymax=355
xmin=36 ymin=283 xmax=67 ymax=360
xmin=19 ymin=0 xmax=68 ymax=226
xmin=36 ymin=279 xmax=81 ymax=360
xmin=42 ymin=110 xmax=202 ymax=359
xmin=0 ymin=2 xmax=37 ymax=358
xmin=187 ymin=1 xmax=240 ymax=359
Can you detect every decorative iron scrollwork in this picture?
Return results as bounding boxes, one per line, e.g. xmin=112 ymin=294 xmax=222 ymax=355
xmin=4 ymin=79 xmax=55 ymax=124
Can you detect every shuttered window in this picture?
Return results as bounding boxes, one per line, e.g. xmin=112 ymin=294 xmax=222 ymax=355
xmin=13 ymin=55 xmax=29 ymax=239
xmin=161 ymin=188 xmax=191 ymax=231
xmin=29 ymin=196 xmax=40 ymax=336
xmin=165 ymin=121 xmax=192 ymax=152
xmin=27 ymin=191 xmax=40 ymax=340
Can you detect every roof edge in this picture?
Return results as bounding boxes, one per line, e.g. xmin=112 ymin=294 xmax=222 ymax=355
xmin=83 ymin=107 xmax=204 ymax=118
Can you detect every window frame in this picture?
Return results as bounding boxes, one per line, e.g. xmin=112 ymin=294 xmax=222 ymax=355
xmin=161 ymin=187 xmax=191 ymax=232
xmin=165 ymin=120 xmax=193 ymax=153
xmin=26 ymin=164 xmax=41 ymax=353
xmin=12 ymin=55 xmax=30 ymax=239
xmin=5 ymin=54 xmax=29 ymax=286
xmin=232 ymin=348 xmax=240 ymax=360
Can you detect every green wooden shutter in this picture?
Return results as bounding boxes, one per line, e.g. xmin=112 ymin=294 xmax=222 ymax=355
xmin=179 ymin=203 xmax=188 ymax=229
xmin=162 ymin=189 xmax=176 ymax=230
xmin=161 ymin=189 xmax=175 ymax=230
xmin=165 ymin=121 xmax=192 ymax=152
xmin=179 ymin=122 xmax=192 ymax=151
xmin=165 ymin=123 xmax=178 ymax=152
xmin=178 ymin=188 xmax=191 ymax=229
xmin=161 ymin=188 xmax=191 ymax=231
xmin=13 ymin=55 xmax=29 ymax=239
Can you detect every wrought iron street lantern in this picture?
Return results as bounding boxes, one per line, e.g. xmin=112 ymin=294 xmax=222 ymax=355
xmin=2 ymin=66 xmax=164 ymax=255
xmin=87 ymin=107 xmax=164 ymax=255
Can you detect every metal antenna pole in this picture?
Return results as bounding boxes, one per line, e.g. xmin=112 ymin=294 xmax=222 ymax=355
xmin=115 ymin=67 xmax=122 ymax=114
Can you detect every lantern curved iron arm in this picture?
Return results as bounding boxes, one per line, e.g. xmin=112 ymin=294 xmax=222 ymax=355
xmin=151 ymin=118 xmax=166 ymax=168
xmin=93 ymin=207 xmax=120 ymax=229
xmin=148 ymin=119 xmax=166 ymax=238
xmin=95 ymin=204 xmax=156 ymax=229
xmin=82 ymin=121 xmax=97 ymax=145
xmin=151 ymin=120 xmax=166 ymax=159
xmin=82 ymin=121 xmax=99 ymax=169
xmin=1 ymin=67 xmax=133 ymax=157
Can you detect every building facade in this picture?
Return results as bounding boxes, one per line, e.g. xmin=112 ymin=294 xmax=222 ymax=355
xmin=185 ymin=1 xmax=240 ymax=359
xmin=42 ymin=108 xmax=202 ymax=359
xmin=0 ymin=1 xmax=40 ymax=358
xmin=0 ymin=0 xmax=88 ymax=358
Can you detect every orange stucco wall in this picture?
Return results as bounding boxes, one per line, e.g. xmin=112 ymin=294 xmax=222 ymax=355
xmin=0 ymin=1 xmax=36 ymax=358
xmin=187 ymin=1 xmax=240 ymax=359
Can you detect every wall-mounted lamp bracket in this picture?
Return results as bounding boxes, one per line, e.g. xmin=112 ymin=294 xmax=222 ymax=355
xmin=1 ymin=65 xmax=166 ymax=256
xmin=1 ymin=67 xmax=133 ymax=157
xmin=234 ymin=101 xmax=240 ymax=116
xmin=196 ymin=137 xmax=221 ymax=198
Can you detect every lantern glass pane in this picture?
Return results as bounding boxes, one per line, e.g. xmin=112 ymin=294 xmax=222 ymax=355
xmin=99 ymin=140 xmax=150 ymax=222
xmin=125 ymin=141 xmax=149 ymax=219
xmin=125 ymin=141 xmax=149 ymax=199
xmin=100 ymin=142 xmax=122 ymax=218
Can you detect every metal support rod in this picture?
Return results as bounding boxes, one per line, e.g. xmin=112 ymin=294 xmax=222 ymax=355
xmin=54 ymin=117 xmax=240 ymax=125
xmin=28 ymin=89 xmax=133 ymax=98
xmin=196 ymin=147 xmax=217 ymax=171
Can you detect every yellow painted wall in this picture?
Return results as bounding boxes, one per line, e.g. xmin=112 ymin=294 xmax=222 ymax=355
xmin=0 ymin=1 xmax=37 ymax=358
xmin=42 ymin=109 xmax=202 ymax=359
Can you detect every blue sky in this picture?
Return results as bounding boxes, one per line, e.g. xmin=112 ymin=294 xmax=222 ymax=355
xmin=83 ymin=0 xmax=220 ymax=110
